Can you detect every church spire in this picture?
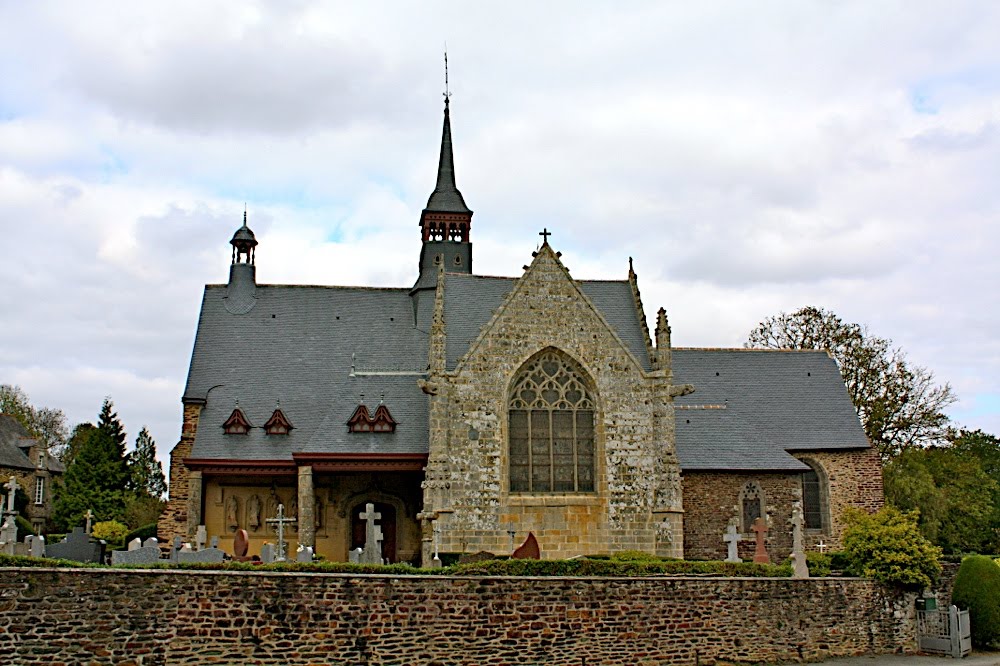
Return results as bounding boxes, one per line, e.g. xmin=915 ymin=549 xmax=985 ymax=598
xmin=420 ymin=52 xmax=473 ymax=243
xmin=413 ymin=54 xmax=474 ymax=290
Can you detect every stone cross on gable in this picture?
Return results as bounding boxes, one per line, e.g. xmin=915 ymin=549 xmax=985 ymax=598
xmin=751 ymin=517 xmax=770 ymax=564
xmin=4 ymin=476 xmax=20 ymax=514
xmin=265 ymin=503 xmax=297 ymax=562
xmin=723 ymin=524 xmax=742 ymax=563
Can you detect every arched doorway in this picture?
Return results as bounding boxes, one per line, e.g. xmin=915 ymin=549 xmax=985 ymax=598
xmin=351 ymin=502 xmax=397 ymax=563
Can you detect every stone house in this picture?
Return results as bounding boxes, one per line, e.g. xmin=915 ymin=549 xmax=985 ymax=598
xmin=159 ymin=99 xmax=883 ymax=563
xmin=0 ymin=414 xmax=64 ymax=533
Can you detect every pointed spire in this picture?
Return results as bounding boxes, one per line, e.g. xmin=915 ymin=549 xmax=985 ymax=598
xmin=424 ymin=51 xmax=471 ymax=215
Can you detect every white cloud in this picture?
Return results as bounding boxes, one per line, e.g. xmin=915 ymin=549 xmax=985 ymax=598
xmin=1 ymin=0 xmax=998 ymax=465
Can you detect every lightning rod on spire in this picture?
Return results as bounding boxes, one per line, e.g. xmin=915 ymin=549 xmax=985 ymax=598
xmin=444 ymin=45 xmax=451 ymax=103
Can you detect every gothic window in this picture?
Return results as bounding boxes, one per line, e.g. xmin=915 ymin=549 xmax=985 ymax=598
xmin=740 ymin=481 xmax=765 ymax=532
xmin=263 ymin=408 xmax=293 ymax=435
xmin=800 ymin=459 xmax=828 ymax=531
xmin=508 ymin=350 xmax=595 ymax=493
xmin=223 ymin=407 xmax=251 ymax=435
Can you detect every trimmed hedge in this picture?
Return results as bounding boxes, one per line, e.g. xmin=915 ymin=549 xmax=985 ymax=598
xmin=0 ymin=553 xmax=790 ymax=577
xmin=952 ymin=555 xmax=1000 ymax=649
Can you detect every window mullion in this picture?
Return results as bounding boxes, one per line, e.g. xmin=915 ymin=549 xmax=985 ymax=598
xmin=548 ymin=408 xmax=554 ymax=491
xmin=527 ymin=410 xmax=533 ymax=493
xmin=572 ymin=409 xmax=578 ymax=492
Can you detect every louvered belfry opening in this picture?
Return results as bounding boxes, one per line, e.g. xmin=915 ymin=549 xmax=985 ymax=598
xmin=508 ymin=350 xmax=596 ymax=493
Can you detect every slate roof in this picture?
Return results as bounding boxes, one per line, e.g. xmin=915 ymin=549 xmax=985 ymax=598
xmin=424 ymin=102 xmax=472 ymax=215
xmin=442 ymin=274 xmax=652 ymax=372
xmin=183 ymin=275 xmax=868 ymax=472
xmin=0 ymin=414 xmax=38 ymax=470
xmin=672 ymin=349 xmax=870 ymax=471
xmin=184 ymin=285 xmax=430 ymax=461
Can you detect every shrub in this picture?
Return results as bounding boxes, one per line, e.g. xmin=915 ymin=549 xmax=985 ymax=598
xmin=841 ymin=506 xmax=941 ymax=590
xmin=952 ymin=555 xmax=1000 ymax=649
xmin=447 ymin=557 xmax=791 ymax=577
xmin=610 ymin=550 xmax=661 ymax=562
xmin=828 ymin=550 xmax=851 ymax=572
xmin=123 ymin=523 xmax=157 ymax=546
xmin=91 ymin=520 xmax=128 ymax=547
xmin=805 ymin=552 xmax=832 ymax=577
xmin=15 ymin=515 xmax=35 ymax=540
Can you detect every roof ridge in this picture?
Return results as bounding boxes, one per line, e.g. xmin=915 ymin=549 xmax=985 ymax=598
xmin=207 ymin=284 xmax=411 ymax=292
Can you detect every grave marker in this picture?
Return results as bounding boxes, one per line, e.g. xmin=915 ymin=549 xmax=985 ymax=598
xmin=46 ymin=527 xmax=105 ymax=563
xmin=752 ymin=517 xmax=770 ymax=564
xmin=723 ymin=524 xmax=742 ymax=563
xmin=265 ymin=504 xmax=296 ymax=562
xmin=359 ymin=503 xmax=383 ymax=565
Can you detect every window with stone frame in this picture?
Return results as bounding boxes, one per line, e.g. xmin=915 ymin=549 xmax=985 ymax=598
xmin=508 ymin=350 xmax=595 ymax=493
xmin=34 ymin=476 xmax=44 ymax=505
xmin=800 ymin=460 xmax=828 ymax=531
xmin=739 ymin=481 xmax=765 ymax=532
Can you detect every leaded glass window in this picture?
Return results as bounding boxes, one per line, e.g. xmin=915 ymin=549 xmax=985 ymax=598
xmin=740 ymin=482 xmax=764 ymax=532
xmin=802 ymin=467 xmax=824 ymax=530
xmin=509 ymin=351 xmax=595 ymax=493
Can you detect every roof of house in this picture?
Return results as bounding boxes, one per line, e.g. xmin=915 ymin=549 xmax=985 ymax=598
xmin=0 ymin=414 xmax=40 ymax=471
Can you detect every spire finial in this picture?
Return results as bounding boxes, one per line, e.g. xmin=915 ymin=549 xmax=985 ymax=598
xmin=444 ymin=45 xmax=451 ymax=105
xmin=243 ymin=203 xmax=247 ymax=227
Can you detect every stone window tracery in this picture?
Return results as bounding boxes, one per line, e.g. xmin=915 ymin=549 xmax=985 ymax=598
xmin=739 ymin=481 xmax=765 ymax=532
xmin=508 ymin=350 xmax=595 ymax=493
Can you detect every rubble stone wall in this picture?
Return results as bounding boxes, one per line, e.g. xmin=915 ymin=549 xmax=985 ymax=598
xmin=0 ymin=568 xmax=917 ymax=666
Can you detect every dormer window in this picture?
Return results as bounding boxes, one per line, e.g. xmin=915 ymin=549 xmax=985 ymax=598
xmin=347 ymin=402 xmax=398 ymax=434
xmin=371 ymin=404 xmax=398 ymax=433
xmin=223 ymin=407 xmax=252 ymax=435
xmin=263 ymin=408 xmax=293 ymax=435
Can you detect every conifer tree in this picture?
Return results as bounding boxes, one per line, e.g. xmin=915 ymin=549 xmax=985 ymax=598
xmin=128 ymin=427 xmax=167 ymax=499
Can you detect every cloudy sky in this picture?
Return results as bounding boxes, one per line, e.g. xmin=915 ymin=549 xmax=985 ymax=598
xmin=1 ymin=2 xmax=997 ymax=464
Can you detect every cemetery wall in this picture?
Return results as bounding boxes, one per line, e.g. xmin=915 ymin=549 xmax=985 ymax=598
xmin=0 ymin=568 xmax=917 ymax=665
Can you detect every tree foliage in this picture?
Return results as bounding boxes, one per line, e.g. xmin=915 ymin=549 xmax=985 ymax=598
xmin=746 ymin=306 xmax=955 ymax=460
xmin=952 ymin=556 xmax=1000 ymax=649
xmin=128 ymin=427 xmax=167 ymax=499
xmin=884 ymin=443 xmax=999 ymax=554
xmin=52 ymin=399 xmax=132 ymax=530
xmin=0 ymin=384 xmax=69 ymax=459
xmin=841 ymin=506 xmax=942 ymax=590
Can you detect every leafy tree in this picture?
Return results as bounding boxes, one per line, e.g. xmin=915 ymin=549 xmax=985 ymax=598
xmin=128 ymin=427 xmax=167 ymax=499
xmin=0 ymin=384 xmax=69 ymax=459
xmin=841 ymin=506 xmax=941 ymax=590
xmin=885 ymin=446 xmax=998 ymax=554
xmin=746 ymin=306 xmax=955 ymax=460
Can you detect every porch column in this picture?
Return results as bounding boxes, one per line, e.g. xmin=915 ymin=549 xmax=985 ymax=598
xmin=186 ymin=470 xmax=203 ymax=537
xmin=297 ymin=465 xmax=315 ymax=548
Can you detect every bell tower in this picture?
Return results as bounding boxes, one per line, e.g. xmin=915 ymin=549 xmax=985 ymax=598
xmin=415 ymin=57 xmax=473 ymax=290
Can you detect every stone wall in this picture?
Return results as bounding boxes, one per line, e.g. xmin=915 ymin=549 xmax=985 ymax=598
xmin=158 ymin=403 xmax=201 ymax=545
xmin=682 ymin=448 xmax=884 ymax=561
xmin=0 ymin=568 xmax=917 ymax=665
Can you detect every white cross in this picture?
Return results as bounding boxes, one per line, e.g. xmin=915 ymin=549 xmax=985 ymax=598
xmin=817 ymin=540 xmax=828 ymax=554
xmin=265 ymin=504 xmax=297 ymax=561
xmin=4 ymin=476 xmax=20 ymax=513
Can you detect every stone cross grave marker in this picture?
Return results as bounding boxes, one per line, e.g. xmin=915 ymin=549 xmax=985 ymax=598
xmin=789 ymin=501 xmax=809 ymax=579
xmin=723 ymin=524 xmax=742 ymax=563
xmin=3 ymin=476 xmax=19 ymax=516
xmin=84 ymin=509 xmax=94 ymax=534
xmin=195 ymin=525 xmax=207 ymax=551
xmin=752 ymin=517 xmax=770 ymax=564
xmin=817 ymin=540 xmax=827 ymax=554
xmin=359 ymin=503 xmax=383 ymax=565
xmin=265 ymin=503 xmax=296 ymax=562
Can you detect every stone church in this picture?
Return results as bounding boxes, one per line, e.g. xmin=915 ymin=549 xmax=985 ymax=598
xmin=160 ymin=99 xmax=883 ymax=564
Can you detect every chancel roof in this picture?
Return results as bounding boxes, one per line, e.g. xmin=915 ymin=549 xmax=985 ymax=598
xmin=672 ymin=348 xmax=871 ymax=471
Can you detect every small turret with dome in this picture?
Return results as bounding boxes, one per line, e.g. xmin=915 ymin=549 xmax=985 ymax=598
xmin=225 ymin=209 xmax=258 ymax=315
